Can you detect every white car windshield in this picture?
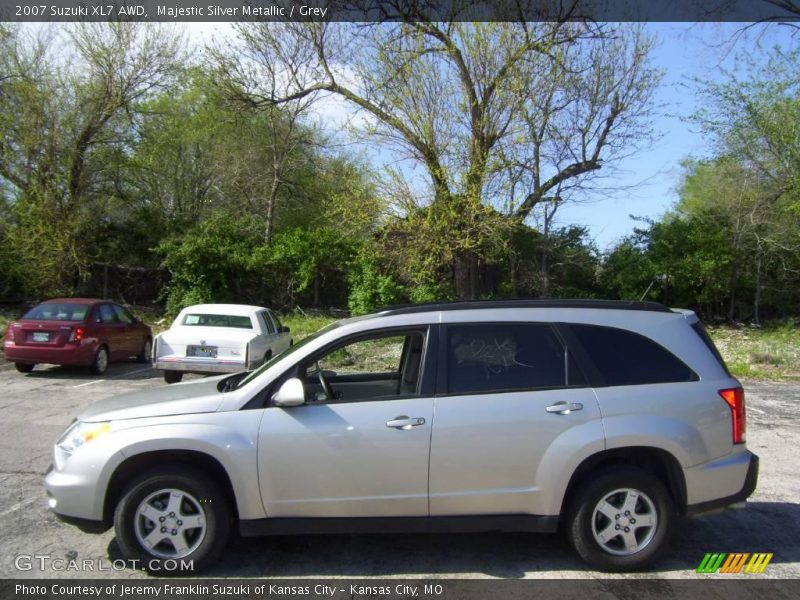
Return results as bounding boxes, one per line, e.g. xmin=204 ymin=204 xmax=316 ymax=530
xmin=181 ymin=314 xmax=252 ymax=329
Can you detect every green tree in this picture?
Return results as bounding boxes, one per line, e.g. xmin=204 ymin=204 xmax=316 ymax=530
xmin=220 ymin=16 xmax=659 ymax=299
xmin=156 ymin=214 xmax=260 ymax=317
xmin=0 ymin=23 xmax=184 ymax=297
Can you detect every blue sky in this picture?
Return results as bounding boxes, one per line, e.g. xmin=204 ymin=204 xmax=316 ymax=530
xmin=189 ymin=22 xmax=799 ymax=251
xmin=555 ymin=22 xmax=799 ymax=250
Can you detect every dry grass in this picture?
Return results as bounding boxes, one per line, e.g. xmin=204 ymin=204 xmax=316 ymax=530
xmin=708 ymin=322 xmax=800 ymax=381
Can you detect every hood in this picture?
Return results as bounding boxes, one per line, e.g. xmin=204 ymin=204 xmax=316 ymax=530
xmin=78 ymin=376 xmax=227 ymax=422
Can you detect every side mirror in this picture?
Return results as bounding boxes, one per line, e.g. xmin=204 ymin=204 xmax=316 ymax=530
xmin=132 ymin=316 xmax=142 ymax=324
xmin=272 ymin=377 xmax=305 ymax=407
xmin=279 ymin=326 xmax=290 ymax=333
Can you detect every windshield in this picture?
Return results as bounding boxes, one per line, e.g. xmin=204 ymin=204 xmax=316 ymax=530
xmin=234 ymin=321 xmax=341 ymax=389
xmin=181 ymin=314 xmax=253 ymax=329
xmin=23 ymin=303 xmax=91 ymax=322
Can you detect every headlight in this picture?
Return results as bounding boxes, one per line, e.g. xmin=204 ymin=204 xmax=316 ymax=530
xmin=54 ymin=421 xmax=112 ymax=470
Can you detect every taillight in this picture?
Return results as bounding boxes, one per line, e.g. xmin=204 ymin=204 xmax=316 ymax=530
xmin=68 ymin=327 xmax=85 ymax=343
xmin=4 ymin=323 xmax=14 ymax=342
xmin=719 ymin=387 xmax=746 ymax=444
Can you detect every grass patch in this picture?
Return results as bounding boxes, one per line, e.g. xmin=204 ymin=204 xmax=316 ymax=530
xmin=282 ymin=312 xmax=337 ymax=342
xmin=321 ymin=335 xmax=404 ymax=373
xmin=0 ymin=306 xmax=24 ymax=346
xmin=707 ymin=322 xmax=800 ymax=381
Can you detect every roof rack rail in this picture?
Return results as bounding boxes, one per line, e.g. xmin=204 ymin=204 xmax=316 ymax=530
xmin=377 ymin=299 xmax=671 ymax=316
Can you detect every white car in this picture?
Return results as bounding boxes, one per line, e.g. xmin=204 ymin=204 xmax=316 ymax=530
xmin=153 ymin=304 xmax=291 ymax=383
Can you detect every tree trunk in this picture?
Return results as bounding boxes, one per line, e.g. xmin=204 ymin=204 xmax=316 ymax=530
xmin=540 ymin=248 xmax=550 ymax=298
xmin=265 ymin=177 xmax=279 ymax=244
xmin=753 ymin=253 xmax=762 ymax=326
xmin=509 ymin=253 xmax=519 ymax=297
xmin=454 ymin=251 xmax=479 ymax=300
xmin=728 ymin=261 xmax=739 ymax=322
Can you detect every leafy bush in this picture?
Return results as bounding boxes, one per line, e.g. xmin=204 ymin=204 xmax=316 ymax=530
xmin=156 ymin=214 xmax=260 ymax=319
xmin=347 ymin=246 xmax=405 ymax=315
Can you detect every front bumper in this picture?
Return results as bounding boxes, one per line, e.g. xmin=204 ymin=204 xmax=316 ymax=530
xmin=685 ymin=450 xmax=759 ymax=516
xmin=44 ymin=459 xmax=109 ymax=525
xmin=49 ymin=506 xmax=110 ymax=533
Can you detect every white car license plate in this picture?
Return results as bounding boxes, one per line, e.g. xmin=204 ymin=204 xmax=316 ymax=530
xmin=32 ymin=332 xmax=49 ymax=342
xmin=187 ymin=345 xmax=217 ymax=358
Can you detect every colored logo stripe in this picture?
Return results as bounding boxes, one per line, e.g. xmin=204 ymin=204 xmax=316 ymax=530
xmin=745 ymin=553 xmax=773 ymax=574
xmin=697 ymin=553 xmax=726 ymax=573
xmin=721 ymin=553 xmax=749 ymax=573
xmin=697 ymin=552 xmax=773 ymax=574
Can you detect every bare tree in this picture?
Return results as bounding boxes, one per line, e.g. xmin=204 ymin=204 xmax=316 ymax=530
xmin=0 ymin=23 xmax=184 ymax=292
xmin=227 ymin=9 xmax=660 ymax=297
xmin=211 ymin=24 xmax=323 ymax=244
xmin=66 ymin=22 xmax=185 ymax=210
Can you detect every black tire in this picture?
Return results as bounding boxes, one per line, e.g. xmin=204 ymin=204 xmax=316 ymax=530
xmin=163 ymin=370 xmax=183 ymax=384
xmin=137 ymin=338 xmax=152 ymax=364
xmin=566 ymin=466 xmax=675 ymax=571
xmin=89 ymin=346 xmax=109 ymax=375
xmin=113 ymin=465 xmax=231 ymax=575
xmin=14 ymin=362 xmax=34 ymax=373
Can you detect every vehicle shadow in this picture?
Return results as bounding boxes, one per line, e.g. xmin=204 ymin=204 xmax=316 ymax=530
xmin=107 ymin=501 xmax=800 ymax=578
xmin=19 ymin=362 xmax=165 ymax=381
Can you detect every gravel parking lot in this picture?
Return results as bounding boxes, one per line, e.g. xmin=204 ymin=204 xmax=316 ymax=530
xmin=0 ymin=360 xmax=797 ymax=580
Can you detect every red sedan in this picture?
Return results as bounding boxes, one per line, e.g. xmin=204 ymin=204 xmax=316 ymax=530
xmin=3 ymin=299 xmax=152 ymax=375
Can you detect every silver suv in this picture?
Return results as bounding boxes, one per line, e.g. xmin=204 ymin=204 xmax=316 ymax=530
xmin=45 ymin=300 xmax=758 ymax=573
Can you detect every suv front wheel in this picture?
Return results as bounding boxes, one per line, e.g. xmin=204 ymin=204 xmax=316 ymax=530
xmin=113 ymin=466 xmax=231 ymax=574
xmin=566 ymin=467 xmax=675 ymax=571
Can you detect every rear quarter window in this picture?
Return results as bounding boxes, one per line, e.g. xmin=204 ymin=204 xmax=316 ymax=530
xmin=690 ymin=322 xmax=731 ymax=376
xmin=566 ymin=323 xmax=697 ymax=386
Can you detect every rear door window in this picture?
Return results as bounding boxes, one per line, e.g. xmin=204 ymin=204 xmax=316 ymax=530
xmin=270 ymin=311 xmax=285 ymax=332
xmin=98 ymin=304 xmax=118 ymax=324
xmin=566 ymin=324 xmax=697 ymax=386
xmin=111 ymin=304 xmax=133 ymax=324
xmin=260 ymin=311 xmax=276 ymax=334
xmin=445 ymin=323 xmax=572 ymax=394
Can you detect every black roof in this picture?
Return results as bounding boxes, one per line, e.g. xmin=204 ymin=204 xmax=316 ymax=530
xmin=378 ymin=299 xmax=672 ymax=316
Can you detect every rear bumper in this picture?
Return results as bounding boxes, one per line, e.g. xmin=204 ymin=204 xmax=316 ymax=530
xmin=686 ymin=451 xmax=759 ymax=516
xmin=154 ymin=357 xmax=246 ymax=374
xmin=4 ymin=343 xmax=95 ymax=366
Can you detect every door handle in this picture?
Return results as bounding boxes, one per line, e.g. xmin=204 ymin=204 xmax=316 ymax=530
xmin=545 ymin=402 xmax=583 ymax=415
xmin=386 ymin=415 xmax=426 ymax=430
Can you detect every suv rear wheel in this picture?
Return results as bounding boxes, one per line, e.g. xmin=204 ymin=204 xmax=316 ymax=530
xmin=114 ymin=465 xmax=231 ymax=574
xmin=566 ymin=466 xmax=675 ymax=571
